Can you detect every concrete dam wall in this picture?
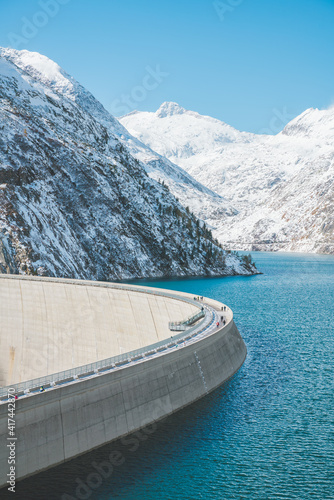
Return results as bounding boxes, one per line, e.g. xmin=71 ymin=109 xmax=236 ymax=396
xmin=0 ymin=276 xmax=247 ymax=488
xmin=0 ymin=275 xmax=198 ymax=387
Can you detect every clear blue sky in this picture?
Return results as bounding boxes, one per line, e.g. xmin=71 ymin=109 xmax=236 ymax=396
xmin=0 ymin=0 xmax=333 ymax=133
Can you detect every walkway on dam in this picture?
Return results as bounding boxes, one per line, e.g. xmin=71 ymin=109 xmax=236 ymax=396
xmin=0 ymin=293 xmax=231 ymax=402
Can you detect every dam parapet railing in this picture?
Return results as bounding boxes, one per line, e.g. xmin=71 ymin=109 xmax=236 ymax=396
xmin=0 ymin=277 xmax=229 ymax=401
xmin=168 ymin=308 xmax=205 ymax=331
xmin=0 ymin=306 xmax=212 ymax=400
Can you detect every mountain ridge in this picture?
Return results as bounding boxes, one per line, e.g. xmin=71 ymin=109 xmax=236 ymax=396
xmin=1 ymin=49 xmax=235 ymax=225
xmin=121 ymin=101 xmax=334 ymax=254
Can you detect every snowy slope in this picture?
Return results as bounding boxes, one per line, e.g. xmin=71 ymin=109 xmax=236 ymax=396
xmin=0 ymin=49 xmax=256 ymax=278
xmin=1 ymin=49 xmax=232 ymax=226
xmin=121 ymin=102 xmax=334 ymax=254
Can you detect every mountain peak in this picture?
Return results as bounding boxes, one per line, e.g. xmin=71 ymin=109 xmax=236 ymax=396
xmin=156 ymin=101 xmax=186 ymax=118
xmin=0 ymin=47 xmax=72 ymax=89
xmin=0 ymin=46 xmax=126 ymax=133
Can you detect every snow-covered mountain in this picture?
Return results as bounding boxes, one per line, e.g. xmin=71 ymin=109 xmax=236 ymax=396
xmin=121 ymin=102 xmax=334 ymax=254
xmin=122 ymin=102 xmax=254 ymax=162
xmin=2 ymin=49 xmax=232 ymax=226
xmin=0 ymin=49 xmax=257 ymax=279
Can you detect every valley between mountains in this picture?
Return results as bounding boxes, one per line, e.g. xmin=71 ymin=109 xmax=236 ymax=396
xmin=121 ymin=102 xmax=334 ymax=255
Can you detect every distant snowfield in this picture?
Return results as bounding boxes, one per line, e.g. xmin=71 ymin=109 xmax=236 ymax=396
xmin=121 ymin=102 xmax=334 ymax=254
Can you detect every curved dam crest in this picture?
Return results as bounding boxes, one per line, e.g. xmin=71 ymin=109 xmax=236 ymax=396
xmin=0 ymin=275 xmax=247 ymax=488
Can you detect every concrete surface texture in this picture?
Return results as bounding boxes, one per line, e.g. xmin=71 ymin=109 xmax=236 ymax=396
xmin=0 ymin=276 xmax=247 ymax=489
xmin=0 ymin=275 xmax=198 ymax=387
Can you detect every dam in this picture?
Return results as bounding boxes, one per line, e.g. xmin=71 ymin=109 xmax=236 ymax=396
xmin=0 ymin=275 xmax=247 ymax=488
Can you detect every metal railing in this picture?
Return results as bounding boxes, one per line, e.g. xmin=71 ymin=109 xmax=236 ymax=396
xmin=169 ymin=308 xmax=205 ymax=331
xmin=0 ymin=278 xmax=217 ymax=400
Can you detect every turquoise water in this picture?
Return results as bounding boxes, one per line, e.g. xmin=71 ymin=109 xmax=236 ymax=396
xmin=7 ymin=252 xmax=334 ymax=500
